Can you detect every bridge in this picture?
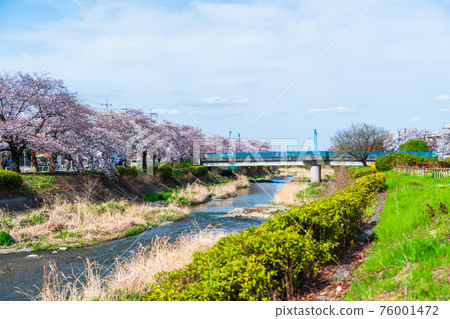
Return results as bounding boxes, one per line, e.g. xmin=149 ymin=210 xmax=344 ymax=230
xmin=199 ymin=151 xmax=438 ymax=183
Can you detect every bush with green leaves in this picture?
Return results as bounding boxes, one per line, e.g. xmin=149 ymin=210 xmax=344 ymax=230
xmin=398 ymin=139 xmax=429 ymax=152
xmin=142 ymin=173 xmax=386 ymax=301
xmin=143 ymin=189 xmax=174 ymax=202
xmin=157 ymin=165 xmax=173 ymax=178
xmin=0 ymin=170 xmax=23 ymax=189
xmin=375 ymin=153 xmax=436 ymax=171
xmin=189 ymin=165 xmax=208 ymax=177
xmin=348 ymin=166 xmax=377 ymax=179
xmin=0 ymin=230 xmax=14 ymax=246
xmin=116 ymin=166 xmax=139 ymax=177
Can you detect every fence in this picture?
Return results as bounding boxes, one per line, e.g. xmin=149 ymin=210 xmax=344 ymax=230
xmin=394 ymin=167 xmax=450 ymax=179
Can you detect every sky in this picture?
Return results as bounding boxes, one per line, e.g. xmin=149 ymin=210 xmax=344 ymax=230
xmin=1 ymin=0 xmax=450 ymax=149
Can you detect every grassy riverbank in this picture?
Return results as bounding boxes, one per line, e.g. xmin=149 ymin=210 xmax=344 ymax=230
xmin=0 ymin=200 xmax=188 ymax=251
xmin=345 ymin=171 xmax=450 ymax=300
xmin=143 ymin=175 xmax=250 ymax=206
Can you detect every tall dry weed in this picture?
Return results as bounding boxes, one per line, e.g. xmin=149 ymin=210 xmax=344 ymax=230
xmin=6 ymin=199 xmax=188 ymax=248
xmin=38 ymin=227 xmax=227 ymax=301
xmin=273 ymin=182 xmax=308 ymax=206
xmin=320 ymin=166 xmax=351 ymax=198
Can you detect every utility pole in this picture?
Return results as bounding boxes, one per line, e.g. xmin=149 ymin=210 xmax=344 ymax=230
xmin=228 ymin=131 xmax=232 ymax=155
xmin=238 ymin=133 xmax=241 ymax=152
xmin=314 ymin=129 xmax=318 ymax=152
xmin=102 ymin=98 xmax=112 ymax=113
xmin=149 ymin=108 xmax=158 ymax=123
xmin=404 ymin=128 xmax=407 ymax=153
xmin=398 ymin=130 xmax=401 ymax=152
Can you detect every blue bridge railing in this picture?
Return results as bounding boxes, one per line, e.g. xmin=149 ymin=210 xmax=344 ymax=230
xmin=201 ymin=151 xmax=439 ymax=159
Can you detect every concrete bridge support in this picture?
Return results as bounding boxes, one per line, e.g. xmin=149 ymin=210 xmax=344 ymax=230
xmin=310 ymin=165 xmax=321 ymax=183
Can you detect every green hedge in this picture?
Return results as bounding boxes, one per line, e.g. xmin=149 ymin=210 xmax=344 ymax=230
xmin=375 ymin=153 xmax=435 ymax=171
xmin=157 ymin=165 xmax=173 ymax=178
xmin=189 ymin=165 xmax=208 ymax=176
xmin=116 ymin=166 xmax=139 ymax=177
xmin=0 ymin=230 xmax=14 ymax=246
xmin=348 ymin=166 xmax=377 ymax=179
xmin=0 ymin=170 xmax=23 ymax=188
xmin=142 ymin=173 xmax=386 ymax=301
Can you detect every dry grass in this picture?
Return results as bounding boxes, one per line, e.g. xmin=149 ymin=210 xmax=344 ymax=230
xmin=277 ymin=166 xmax=335 ymax=180
xmin=212 ymin=183 xmax=237 ymax=199
xmin=173 ymin=175 xmax=250 ymax=204
xmin=37 ymin=227 xmax=228 ymax=301
xmin=1 ymin=199 xmax=188 ymax=250
xmin=273 ymin=182 xmax=309 ymax=206
xmin=174 ymin=183 xmax=211 ymax=205
xmin=211 ymin=175 xmax=249 ymax=199
xmin=320 ymin=167 xmax=352 ymax=198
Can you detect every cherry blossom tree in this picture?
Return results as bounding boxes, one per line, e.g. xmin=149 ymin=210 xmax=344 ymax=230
xmin=437 ymin=125 xmax=450 ymax=158
xmin=0 ymin=72 xmax=84 ymax=172
xmin=384 ymin=128 xmax=433 ymax=151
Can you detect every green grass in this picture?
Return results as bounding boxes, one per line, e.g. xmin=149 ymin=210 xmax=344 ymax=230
xmin=142 ymin=189 xmax=174 ymax=202
xmin=23 ymin=176 xmax=60 ymax=192
xmin=296 ymin=183 xmax=324 ymax=203
xmin=345 ymin=171 xmax=450 ymax=301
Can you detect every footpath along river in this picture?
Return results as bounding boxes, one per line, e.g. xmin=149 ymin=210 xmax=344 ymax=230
xmin=0 ymin=176 xmax=292 ymax=300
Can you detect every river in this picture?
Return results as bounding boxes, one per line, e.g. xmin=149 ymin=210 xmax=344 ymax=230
xmin=0 ymin=176 xmax=291 ymax=300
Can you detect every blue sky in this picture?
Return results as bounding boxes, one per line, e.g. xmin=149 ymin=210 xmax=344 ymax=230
xmin=1 ymin=0 xmax=450 ymax=149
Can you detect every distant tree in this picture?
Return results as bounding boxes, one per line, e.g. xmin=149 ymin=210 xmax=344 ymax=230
xmin=438 ymin=126 xmax=450 ymax=158
xmin=399 ymin=139 xmax=429 ymax=152
xmin=331 ymin=123 xmax=388 ymax=166
xmin=384 ymin=128 xmax=433 ymax=151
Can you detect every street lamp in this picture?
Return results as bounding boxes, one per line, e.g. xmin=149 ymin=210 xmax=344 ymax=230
xmin=228 ymin=131 xmax=232 ymax=155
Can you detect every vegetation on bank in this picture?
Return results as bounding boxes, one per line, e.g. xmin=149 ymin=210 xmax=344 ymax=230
xmin=348 ymin=166 xmax=377 ymax=179
xmin=139 ymin=173 xmax=386 ymax=300
xmin=0 ymin=170 xmax=23 ymax=189
xmin=143 ymin=175 xmax=250 ymax=206
xmin=345 ymin=171 xmax=450 ymax=301
xmin=375 ymin=153 xmax=437 ymax=171
xmin=39 ymin=227 xmax=228 ymax=301
xmin=0 ymin=200 xmax=188 ymax=251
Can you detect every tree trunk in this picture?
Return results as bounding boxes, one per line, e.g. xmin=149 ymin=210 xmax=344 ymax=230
xmin=49 ymin=154 xmax=57 ymax=172
xmin=0 ymin=153 xmax=8 ymax=170
xmin=142 ymin=151 xmax=147 ymax=171
xmin=10 ymin=149 xmax=21 ymax=173
xmin=33 ymin=155 xmax=39 ymax=172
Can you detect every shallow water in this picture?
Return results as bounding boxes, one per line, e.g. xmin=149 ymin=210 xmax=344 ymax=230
xmin=0 ymin=176 xmax=291 ymax=300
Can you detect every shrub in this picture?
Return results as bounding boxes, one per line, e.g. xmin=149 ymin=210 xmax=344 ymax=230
xmin=143 ymin=190 xmax=174 ymax=202
xmin=116 ymin=166 xmax=139 ymax=177
xmin=348 ymin=166 xmax=377 ymax=179
xmin=180 ymin=160 xmax=193 ymax=168
xmin=142 ymin=173 xmax=386 ymax=301
xmin=0 ymin=170 xmax=23 ymax=189
xmin=375 ymin=153 xmax=434 ymax=171
xmin=189 ymin=165 xmax=208 ymax=177
xmin=157 ymin=165 xmax=173 ymax=178
xmin=398 ymin=140 xmax=429 ymax=152
xmin=0 ymin=230 xmax=14 ymax=246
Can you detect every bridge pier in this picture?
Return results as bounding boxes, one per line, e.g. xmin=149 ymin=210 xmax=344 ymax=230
xmin=310 ymin=165 xmax=321 ymax=183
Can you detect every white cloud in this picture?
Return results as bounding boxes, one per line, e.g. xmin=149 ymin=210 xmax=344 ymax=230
xmin=199 ymin=96 xmax=229 ymax=105
xmin=407 ymin=117 xmax=425 ymax=122
xmin=306 ymin=106 xmax=354 ymax=114
xmin=441 ymin=108 xmax=450 ymax=112
xmin=431 ymin=95 xmax=450 ymax=101
xmin=199 ymin=95 xmax=249 ymax=105
xmin=153 ymin=108 xmax=181 ymax=115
